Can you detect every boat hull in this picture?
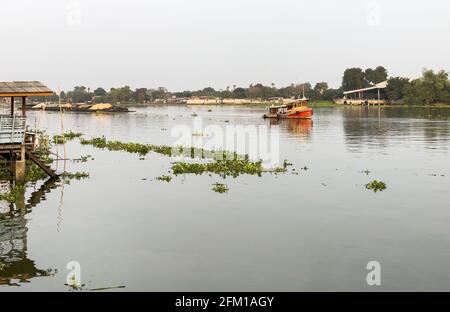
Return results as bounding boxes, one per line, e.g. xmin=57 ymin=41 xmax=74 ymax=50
xmin=264 ymin=108 xmax=313 ymax=119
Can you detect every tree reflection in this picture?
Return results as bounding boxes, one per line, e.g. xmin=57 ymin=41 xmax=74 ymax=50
xmin=341 ymin=106 xmax=450 ymax=152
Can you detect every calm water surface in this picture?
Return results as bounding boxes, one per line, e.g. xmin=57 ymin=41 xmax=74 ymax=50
xmin=1 ymin=105 xmax=450 ymax=291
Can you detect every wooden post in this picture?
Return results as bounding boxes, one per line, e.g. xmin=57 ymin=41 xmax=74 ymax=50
xmin=22 ymin=96 xmax=26 ymax=116
xmin=10 ymin=97 xmax=14 ymax=116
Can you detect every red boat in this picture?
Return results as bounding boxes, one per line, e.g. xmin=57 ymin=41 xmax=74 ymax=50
xmin=263 ymin=98 xmax=313 ymax=119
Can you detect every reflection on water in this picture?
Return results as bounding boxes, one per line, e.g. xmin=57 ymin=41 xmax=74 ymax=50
xmin=342 ymin=106 xmax=450 ymax=152
xmin=268 ymin=119 xmax=313 ymax=142
xmin=0 ymin=179 xmax=57 ymax=286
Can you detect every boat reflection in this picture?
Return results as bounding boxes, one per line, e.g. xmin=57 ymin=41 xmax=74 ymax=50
xmin=268 ymin=118 xmax=313 ymax=141
xmin=0 ymin=179 xmax=57 ymax=286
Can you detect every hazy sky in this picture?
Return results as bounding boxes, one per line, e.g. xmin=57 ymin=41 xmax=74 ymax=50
xmin=1 ymin=0 xmax=449 ymax=91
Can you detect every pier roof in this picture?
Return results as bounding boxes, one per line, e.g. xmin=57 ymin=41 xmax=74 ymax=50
xmin=0 ymin=81 xmax=54 ymax=97
xmin=343 ymin=81 xmax=388 ymax=95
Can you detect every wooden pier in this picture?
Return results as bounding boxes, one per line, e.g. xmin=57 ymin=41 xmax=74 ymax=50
xmin=0 ymin=81 xmax=58 ymax=182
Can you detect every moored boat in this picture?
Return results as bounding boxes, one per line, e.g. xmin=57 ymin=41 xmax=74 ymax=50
xmin=263 ymin=97 xmax=313 ymax=119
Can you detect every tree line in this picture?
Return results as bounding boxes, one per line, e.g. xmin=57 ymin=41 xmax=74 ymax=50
xmin=342 ymin=66 xmax=450 ymax=105
xmin=32 ymin=66 xmax=450 ymax=105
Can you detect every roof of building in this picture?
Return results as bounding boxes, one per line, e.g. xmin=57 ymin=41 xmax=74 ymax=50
xmin=343 ymin=81 xmax=388 ymax=95
xmin=0 ymin=81 xmax=54 ymax=97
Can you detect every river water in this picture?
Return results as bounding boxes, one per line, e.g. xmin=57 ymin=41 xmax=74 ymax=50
xmin=1 ymin=105 xmax=450 ymax=291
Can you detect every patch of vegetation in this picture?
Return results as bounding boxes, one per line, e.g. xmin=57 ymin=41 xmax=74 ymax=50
xmin=212 ymin=183 xmax=229 ymax=194
xmin=365 ymin=180 xmax=387 ymax=193
xmin=172 ymin=159 xmax=262 ymax=178
xmin=80 ymin=136 xmax=244 ymax=160
xmin=0 ymin=183 xmax=26 ymax=203
xmin=81 ymin=137 xmax=294 ymax=179
xmin=156 ymin=175 xmax=172 ymax=182
xmin=25 ymin=162 xmax=48 ymax=183
xmin=172 ymin=158 xmax=290 ymax=178
xmin=61 ymin=171 xmax=90 ymax=180
xmin=80 ymin=137 xmax=155 ymax=156
xmin=53 ymin=131 xmax=83 ymax=144
xmin=309 ymin=101 xmax=336 ymax=107
xmin=75 ymin=155 xmax=93 ymax=163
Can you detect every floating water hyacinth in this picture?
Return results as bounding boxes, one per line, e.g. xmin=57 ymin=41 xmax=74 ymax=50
xmin=53 ymin=131 xmax=83 ymax=144
xmin=365 ymin=180 xmax=387 ymax=193
xmin=212 ymin=183 xmax=229 ymax=194
xmin=156 ymin=175 xmax=172 ymax=182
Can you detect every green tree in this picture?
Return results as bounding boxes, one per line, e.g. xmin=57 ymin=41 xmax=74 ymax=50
xmin=150 ymin=87 xmax=169 ymax=100
xmin=67 ymin=86 xmax=92 ymax=103
xmin=386 ymin=77 xmax=410 ymax=102
xmin=232 ymin=87 xmax=247 ymax=99
xmin=342 ymin=68 xmax=368 ymax=91
xmin=135 ymin=88 xmax=149 ymax=103
xmin=365 ymin=66 xmax=388 ymax=84
xmin=109 ymin=86 xmax=132 ymax=103
xmin=404 ymin=69 xmax=450 ymax=105
xmin=310 ymin=82 xmax=329 ymax=100
xmin=94 ymin=87 xmax=107 ymax=96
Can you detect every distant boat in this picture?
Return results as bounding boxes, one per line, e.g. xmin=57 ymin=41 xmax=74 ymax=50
xmin=263 ymin=97 xmax=313 ymax=119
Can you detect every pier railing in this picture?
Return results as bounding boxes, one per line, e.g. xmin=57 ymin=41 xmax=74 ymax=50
xmin=0 ymin=115 xmax=26 ymax=145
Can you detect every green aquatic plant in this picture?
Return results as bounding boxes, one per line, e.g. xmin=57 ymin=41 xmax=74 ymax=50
xmin=61 ymin=171 xmax=90 ymax=180
xmin=212 ymin=183 xmax=229 ymax=194
xmin=53 ymin=131 xmax=83 ymax=144
xmin=80 ymin=137 xmax=153 ymax=156
xmin=80 ymin=136 xmax=244 ymax=160
xmin=365 ymin=180 xmax=387 ymax=193
xmin=37 ymin=132 xmax=51 ymax=151
xmin=156 ymin=175 xmax=172 ymax=182
xmin=25 ymin=162 xmax=48 ymax=183
xmin=171 ymin=158 xmax=288 ymax=178
xmin=75 ymin=155 xmax=93 ymax=163
xmin=0 ymin=183 xmax=26 ymax=203
xmin=172 ymin=159 xmax=265 ymax=178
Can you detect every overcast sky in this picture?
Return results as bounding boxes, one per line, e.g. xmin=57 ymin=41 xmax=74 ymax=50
xmin=1 ymin=0 xmax=449 ymax=91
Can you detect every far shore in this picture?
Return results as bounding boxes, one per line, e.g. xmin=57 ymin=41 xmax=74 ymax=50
xmin=32 ymin=101 xmax=450 ymax=109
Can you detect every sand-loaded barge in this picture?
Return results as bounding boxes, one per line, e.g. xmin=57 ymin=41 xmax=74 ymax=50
xmin=30 ymin=102 xmax=130 ymax=113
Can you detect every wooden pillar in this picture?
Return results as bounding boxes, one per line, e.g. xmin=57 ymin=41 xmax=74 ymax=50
xmin=10 ymin=97 xmax=14 ymax=116
xmin=13 ymin=146 xmax=26 ymax=183
xmin=22 ymin=96 xmax=26 ymax=116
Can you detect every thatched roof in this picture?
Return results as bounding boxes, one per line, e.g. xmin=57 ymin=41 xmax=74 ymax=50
xmin=0 ymin=81 xmax=54 ymax=97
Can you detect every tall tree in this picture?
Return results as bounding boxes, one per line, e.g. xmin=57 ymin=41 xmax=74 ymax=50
xmin=386 ymin=77 xmax=410 ymax=102
xmin=404 ymin=69 xmax=450 ymax=104
xmin=365 ymin=66 xmax=388 ymax=84
xmin=342 ymin=68 xmax=368 ymax=91
xmin=94 ymin=87 xmax=107 ymax=96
